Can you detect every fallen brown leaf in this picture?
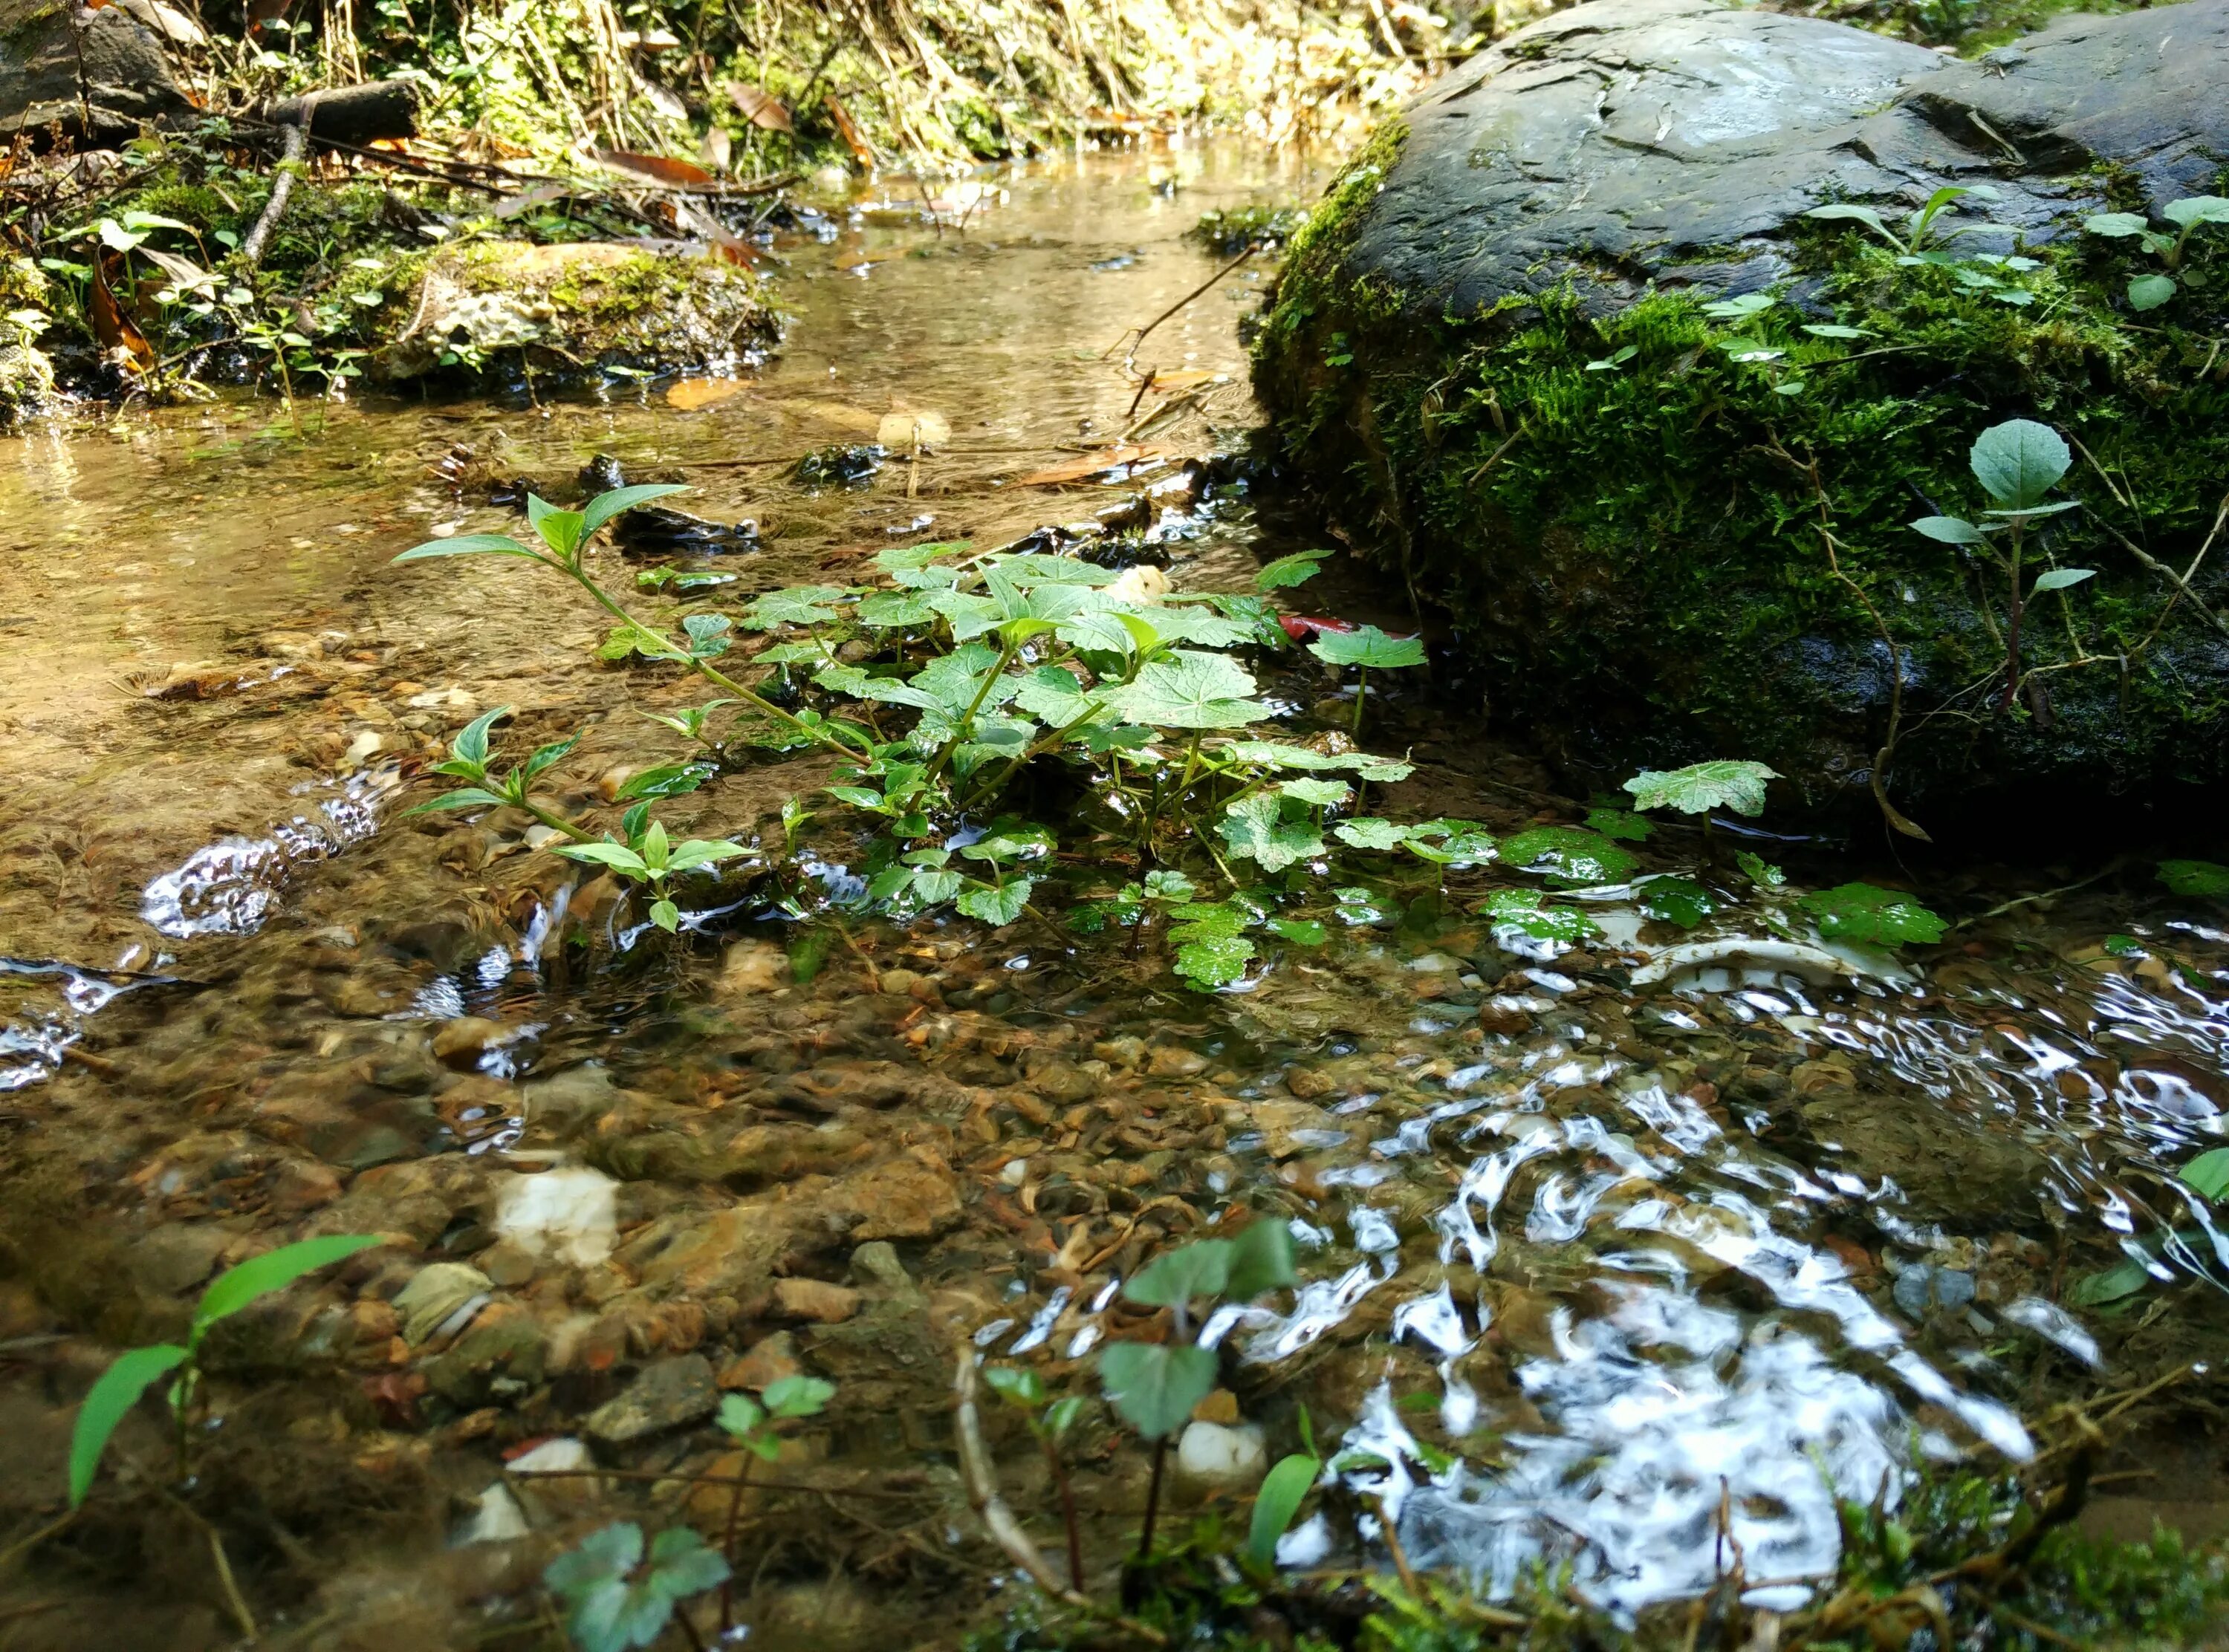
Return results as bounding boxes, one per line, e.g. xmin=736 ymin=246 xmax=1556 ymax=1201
xmin=90 ymin=250 xmax=153 ymax=371
xmin=726 ymin=81 xmax=794 ymax=133
xmin=591 ymin=149 xmax=716 ymax=188
xmin=1016 ymin=444 xmax=1172 ymax=487
xmin=666 ymin=377 xmax=747 ymax=411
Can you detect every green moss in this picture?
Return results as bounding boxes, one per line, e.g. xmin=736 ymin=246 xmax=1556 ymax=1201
xmin=971 ymin=1471 xmax=2229 ymax=1650
xmin=1253 ymin=189 xmax=2229 ymax=819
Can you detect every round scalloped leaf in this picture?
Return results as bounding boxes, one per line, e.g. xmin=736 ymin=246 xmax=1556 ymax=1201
xmin=1500 ymin=826 xmax=1636 ymax=886
xmin=1797 ymin=882 xmax=1947 ymax=947
xmin=1623 ymin=759 xmax=1778 ymax=817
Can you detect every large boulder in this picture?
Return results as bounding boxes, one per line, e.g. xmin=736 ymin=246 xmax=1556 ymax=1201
xmin=0 ymin=0 xmax=193 ymax=143
xmin=1255 ymin=0 xmax=2229 ymax=829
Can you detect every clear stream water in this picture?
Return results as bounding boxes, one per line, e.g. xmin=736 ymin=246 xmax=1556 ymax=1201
xmin=1 ymin=143 xmax=2225 ymax=1648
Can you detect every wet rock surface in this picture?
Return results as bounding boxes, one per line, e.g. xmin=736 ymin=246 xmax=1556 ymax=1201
xmin=1337 ymin=0 xmax=2229 ymax=313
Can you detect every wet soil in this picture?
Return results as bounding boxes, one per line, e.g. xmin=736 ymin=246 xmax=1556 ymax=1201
xmin=1 ymin=142 xmax=2228 ymax=1651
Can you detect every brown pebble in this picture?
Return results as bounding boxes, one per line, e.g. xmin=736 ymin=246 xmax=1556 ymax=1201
xmin=772 ymin=1278 xmax=860 ymax=1324
xmin=720 ymin=1330 xmax=803 ymax=1391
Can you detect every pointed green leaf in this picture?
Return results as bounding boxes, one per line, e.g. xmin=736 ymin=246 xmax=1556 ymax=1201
xmin=2031 ymin=568 xmax=2094 ymax=594
xmin=1969 ymin=418 xmax=2069 ymax=510
xmin=194 ymin=1234 xmax=383 ymax=1338
xmin=554 ymin=842 xmax=652 ymax=876
xmin=580 ymin=483 xmax=688 ymax=544
xmin=2159 ymin=859 xmax=2229 ymax=898
xmin=69 ymin=1344 xmax=188 ymax=1506
xmin=405 ymin=787 xmax=510 ymax=816
xmin=2181 ymin=1148 xmax=2229 ymax=1202
xmin=1911 ymin=516 xmax=1988 ymax=544
xmin=1247 ymin=1452 xmax=1322 ymax=1566
xmin=392 ymin=533 xmax=542 ymax=562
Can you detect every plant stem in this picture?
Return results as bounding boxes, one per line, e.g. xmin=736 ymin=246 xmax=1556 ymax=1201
xmin=1137 ymin=1437 xmax=1169 ymax=1561
xmin=559 ymin=562 xmax=870 ymax=758
xmin=1352 ymin=666 xmax=1367 ymax=735
xmin=2002 ymin=521 xmax=2026 ymax=712
xmin=924 ymin=637 xmax=1021 ymax=783
xmin=519 ymin=797 xmax=598 ymax=844
xmin=717 ymin=1452 xmax=755 ymax=1630
xmin=1043 ymin=1434 xmax=1086 ymax=1592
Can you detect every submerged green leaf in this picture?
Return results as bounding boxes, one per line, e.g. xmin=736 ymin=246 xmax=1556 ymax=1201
xmin=1474 ymin=888 xmax=1600 ymax=943
xmin=1501 ymin=826 xmax=1635 ymax=886
xmin=2181 ymin=1148 xmax=2229 ymax=1202
xmin=1799 ymin=882 xmax=1947 ymax=947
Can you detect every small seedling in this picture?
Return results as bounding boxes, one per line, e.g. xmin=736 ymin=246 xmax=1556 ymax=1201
xmin=543 ymin=1521 xmax=728 ymax=1652
xmin=1306 ymin=623 xmax=1424 ymax=733
xmin=70 ymin=1233 xmax=382 ymax=1506
xmin=1100 ymin=1220 xmax=1297 ymax=1558
xmin=2083 ymin=195 xmax=2229 ymax=310
xmin=713 ymin=1374 xmax=834 ymax=1627
xmin=1909 ymin=418 xmax=2077 ymax=712
xmin=1246 ymin=1405 xmax=1322 ymax=1569
xmin=984 ymin=1365 xmax=1091 ymax=1589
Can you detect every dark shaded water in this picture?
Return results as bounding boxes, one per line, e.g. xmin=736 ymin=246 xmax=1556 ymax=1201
xmin=1 ymin=143 xmax=2226 ymax=1650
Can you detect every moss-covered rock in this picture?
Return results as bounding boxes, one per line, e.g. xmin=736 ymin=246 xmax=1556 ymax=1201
xmin=370 ymin=240 xmax=775 ymax=383
xmin=1253 ymin=0 xmax=2229 ymax=828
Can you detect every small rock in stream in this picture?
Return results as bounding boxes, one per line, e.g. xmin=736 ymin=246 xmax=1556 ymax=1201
xmin=1892 ymin=1264 xmax=1978 ymax=1319
xmin=585 ymin=1353 xmax=718 ymax=1444
xmin=1176 ymin=1420 xmax=1267 ymax=1491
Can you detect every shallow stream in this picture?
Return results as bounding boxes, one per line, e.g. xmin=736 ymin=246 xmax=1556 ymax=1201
xmin=2 ymin=143 xmax=2227 ymax=1650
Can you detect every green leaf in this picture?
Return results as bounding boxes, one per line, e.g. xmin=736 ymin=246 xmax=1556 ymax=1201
xmin=2083 ymin=212 xmax=2150 ymax=238
xmin=615 ymin=761 xmax=716 ymax=800
xmin=1800 ymin=323 xmax=1872 ymax=339
xmin=597 ymin=622 xmax=678 ymax=662
xmin=1126 ymin=1240 xmax=1232 ymax=1307
xmin=2181 ymin=1148 xmax=2229 ymax=1202
xmin=2067 ymin=1258 xmax=2152 ymax=1306
xmin=1106 ymin=650 xmax=1266 ymax=729
xmin=649 ymin=898 xmax=681 ymax=931
xmin=1226 ymin=1220 xmax=1297 ymax=1300
xmin=1278 ymin=777 xmax=1352 ymax=807
xmin=1798 ymin=882 xmax=1947 ymax=947
xmin=763 ymin=1373 xmax=836 ymax=1418
xmin=1267 ymin=917 xmax=1326 ymax=946
xmin=2161 ymin=859 xmax=2229 ymax=898
xmin=1100 ymin=1342 xmax=1218 ymax=1440
xmin=1624 ymin=758 xmax=1778 ymax=817
xmin=69 ymin=1343 xmax=188 ymax=1507
xmin=451 ymin=704 xmax=510 ymax=767
xmin=1700 ymin=292 xmax=1774 ymax=320
xmin=744 ymin=585 xmax=850 ymax=629
xmin=982 ymin=1365 xmax=1045 ymax=1407
xmin=525 ymin=494 xmax=587 ymax=560
xmin=405 ymin=787 xmax=510 ymax=816
xmin=1176 ymin=933 xmax=1255 ymax=987
xmin=1474 ymin=888 xmax=1600 ymax=943
xmin=682 ymin=613 xmax=733 ymax=658
xmin=2031 ymin=568 xmax=2095 ymax=594
xmin=1968 ymin=418 xmax=2069 ymax=511
xmin=1143 ymin=870 xmax=1196 ymax=903
xmin=1247 ymin=1453 xmax=1321 ymax=1566
xmin=2128 ymin=273 xmax=2178 ymax=310
xmin=580 ymin=483 xmax=687 ymax=544
xmin=1912 ymin=515 xmax=1988 ymax=544
xmin=663 ymin=838 xmax=749 ymax=873
xmin=1737 ymin=851 xmax=1786 ymax=888
xmin=1308 ymin=625 xmax=1425 ymax=671
xmin=718 ymin=1393 xmax=765 ymax=1437
xmin=194 ymin=1235 xmax=383 ymax=1340
xmin=1586 ymin=807 xmax=1652 ymax=842
xmin=2163 ymin=195 xmax=2229 ymax=229
xmin=1638 ymin=875 xmax=1715 ymax=930
xmin=520 ymin=732 xmax=580 ymax=782
xmin=554 ymin=842 xmax=652 ymax=877
xmin=1255 ymin=550 xmax=1331 ymax=591
xmin=1500 ymin=826 xmax=1636 ymax=886
xmin=643 ymin=1524 xmax=730 ymax=1601
xmin=1219 ymin=794 xmax=1326 ymax=874
xmin=956 ymin=879 xmax=1031 ymax=926
xmin=393 ymin=532 xmax=542 ymax=563
xmin=1331 ymin=818 xmax=1409 ymax=853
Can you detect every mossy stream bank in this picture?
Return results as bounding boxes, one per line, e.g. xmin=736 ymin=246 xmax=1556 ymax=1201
xmin=1250 ymin=0 xmax=2229 ymax=835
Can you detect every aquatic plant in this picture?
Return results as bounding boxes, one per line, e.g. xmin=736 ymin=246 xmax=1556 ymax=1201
xmin=2083 ymin=195 xmax=2229 ymax=310
xmin=1097 ymin=1220 xmax=1297 ymax=1558
xmin=984 ymin=1365 xmax=1091 ymax=1589
xmin=1306 ymin=622 xmax=1424 ymax=733
xmin=712 ymin=1373 xmax=834 ymax=1627
xmin=68 ymin=1233 xmax=382 ymax=1506
xmin=542 ymin=1521 xmax=729 ymax=1652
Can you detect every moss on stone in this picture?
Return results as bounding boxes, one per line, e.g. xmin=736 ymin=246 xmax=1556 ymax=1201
xmin=1253 ymin=178 xmax=2229 ymax=824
